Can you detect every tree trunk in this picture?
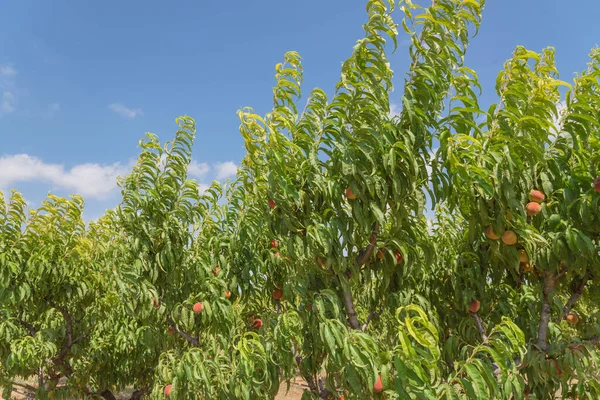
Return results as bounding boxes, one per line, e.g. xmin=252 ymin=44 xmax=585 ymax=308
xmin=341 ymin=282 xmax=361 ymax=330
xmin=536 ymin=273 xmax=556 ymax=352
xmin=100 ymin=390 xmax=117 ymax=400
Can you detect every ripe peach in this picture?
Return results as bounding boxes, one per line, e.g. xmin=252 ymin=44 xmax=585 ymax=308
xmin=594 ymin=177 xmax=600 ymax=193
xmin=345 ymin=187 xmax=357 ymax=200
xmin=485 ymin=226 xmax=500 ymax=240
xmin=193 ymin=302 xmax=203 ymax=314
xmin=164 ymin=384 xmax=172 ymax=397
xmin=212 ymin=267 xmax=220 ymax=277
xmin=225 ymin=290 xmax=231 ymax=299
xmin=273 ymin=288 xmax=284 ymax=300
xmin=566 ymin=313 xmax=579 ymax=325
xmin=274 ymin=252 xmax=280 ymax=258
xmin=252 ymin=319 xmax=263 ymax=329
xmin=525 ymin=202 xmax=541 ymax=216
xmin=167 ymin=327 xmax=175 ymax=335
xmin=518 ymin=249 xmax=529 ymax=263
xmin=268 ymin=199 xmax=276 ymax=209
xmin=394 ymin=250 xmax=403 ymax=265
xmin=270 ymin=240 xmax=278 ymax=248
xmin=373 ymin=375 xmax=383 ymax=393
xmin=529 ymin=189 xmax=545 ymax=203
xmin=470 ymin=300 xmax=480 ymax=313
xmin=502 ymin=230 xmax=518 ymax=245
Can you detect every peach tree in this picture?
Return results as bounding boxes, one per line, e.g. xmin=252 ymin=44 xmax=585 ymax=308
xmin=2 ymin=0 xmax=600 ymax=399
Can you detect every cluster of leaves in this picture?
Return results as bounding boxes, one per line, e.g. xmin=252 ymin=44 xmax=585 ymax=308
xmin=1 ymin=0 xmax=599 ymax=399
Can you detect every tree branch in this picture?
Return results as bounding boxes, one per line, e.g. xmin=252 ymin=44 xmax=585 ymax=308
xmin=561 ymin=274 xmax=589 ymax=321
xmin=355 ymin=223 xmax=380 ymax=266
xmin=11 ymin=388 xmax=35 ymax=399
xmin=361 ymin=309 xmax=382 ymax=331
xmin=536 ymin=272 xmax=557 ymax=352
xmin=341 ymin=222 xmax=381 ymax=331
xmin=129 ymin=389 xmax=149 ymax=400
xmin=17 ymin=308 xmax=37 ymax=337
xmin=11 ymin=381 xmax=38 ymax=393
xmin=341 ymin=282 xmax=361 ymax=330
xmin=53 ymin=305 xmax=73 ymax=366
xmin=472 ymin=312 xmax=488 ymax=343
xmin=585 ymin=336 xmax=600 ymax=346
xmin=100 ymin=389 xmax=117 ymax=400
xmin=295 ymin=355 xmax=329 ymax=399
xmin=166 ymin=316 xmax=199 ymax=347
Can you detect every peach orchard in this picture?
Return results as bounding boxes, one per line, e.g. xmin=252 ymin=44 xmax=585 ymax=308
xmin=1 ymin=0 xmax=600 ymax=399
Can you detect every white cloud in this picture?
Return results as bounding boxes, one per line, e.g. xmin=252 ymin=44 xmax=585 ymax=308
xmin=197 ymin=183 xmax=210 ymax=194
xmin=1 ymin=92 xmax=15 ymax=113
xmin=0 ymin=65 xmax=16 ymax=77
xmin=214 ymin=161 xmax=238 ymax=180
xmin=0 ymin=154 xmax=128 ymax=199
xmin=109 ymin=103 xmax=143 ymax=119
xmin=188 ymin=160 xmax=210 ymax=179
xmin=389 ymin=103 xmax=401 ymax=118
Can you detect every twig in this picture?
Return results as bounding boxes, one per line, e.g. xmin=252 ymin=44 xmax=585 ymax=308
xmin=38 ymin=367 xmax=44 ymax=391
xmin=129 ymin=389 xmax=149 ymax=399
xmin=11 ymin=381 xmax=38 ymax=393
xmin=472 ymin=312 xmax=488 ymax=343
xmin=361 ymin=309 xmax=382 ymax=331
xmin=72 ymin=334 xmax=86 ymax=345
xmin=585 ymin=336 xmax=600 ymax=346
xmin=560 ymin=274 xmax=589 ymax=321
xmin=166 ymin=316 xmax=199 ymax=347
xmin=100 ymin=389 xmax=117 ymax=400
xmin=355 ymin=223 xmax=380 ymax=266
xmin=17 ymin=308 xmax=37 ymax=337
xmin=11 ymin=388 xmax=35 ymax=399
xmin=295 ymin=355 xmax=329 ymax=399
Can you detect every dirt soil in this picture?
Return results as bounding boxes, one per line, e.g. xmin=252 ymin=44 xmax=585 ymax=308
xmin=11 ymin=377 xmax=309 ymax=399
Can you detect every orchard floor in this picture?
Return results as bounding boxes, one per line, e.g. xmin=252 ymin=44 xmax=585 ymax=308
xmin=11 ymin=377 xmax=308 ymax=399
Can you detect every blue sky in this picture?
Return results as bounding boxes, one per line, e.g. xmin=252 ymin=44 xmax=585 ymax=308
xmin=1 ymin=0 xmax=599 ymax=222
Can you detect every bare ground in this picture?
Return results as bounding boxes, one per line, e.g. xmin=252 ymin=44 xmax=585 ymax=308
xmin=11 ymin=377 xmax=308 ymax=399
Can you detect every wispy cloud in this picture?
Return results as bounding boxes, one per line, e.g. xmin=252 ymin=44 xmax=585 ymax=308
xmin=389 ymin=103 xmax=401 ymax=118
xmin=109 ymin=103 xmax=143 ymax=119
xmin=214 ymin=161 xmax=238 ymax=180
xmin=0 ymin=154 xmax=129 ymax=199
xmin=0 ymin=65 xmax=16 ymax=77
xmin=0 ymin=65 xmax=17 ymax=115
xmin=1 ymin=92 xmax=15 ymax=113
